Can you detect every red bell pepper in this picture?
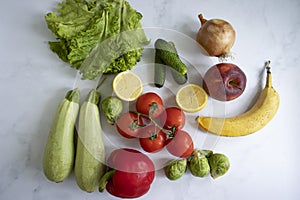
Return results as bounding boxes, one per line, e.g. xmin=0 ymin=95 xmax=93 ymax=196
xmin=99 ymin=148 xmax=155 ymax=198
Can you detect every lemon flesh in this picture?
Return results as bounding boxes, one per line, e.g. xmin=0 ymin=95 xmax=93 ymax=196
xmin=112 ymin=71 xmax=143 ymax=101
xmin=176 ymin=84 xmax=208 ymax=113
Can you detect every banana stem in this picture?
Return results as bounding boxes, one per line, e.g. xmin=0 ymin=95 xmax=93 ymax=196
xmin=265 ymin=60 xmax=272 ymax=88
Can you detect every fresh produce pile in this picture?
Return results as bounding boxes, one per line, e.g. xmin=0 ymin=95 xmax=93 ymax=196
xmin=42 ymin=0 xmax=280 ymax=199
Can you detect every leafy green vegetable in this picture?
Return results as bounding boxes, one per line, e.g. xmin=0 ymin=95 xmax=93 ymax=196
xmin=45 ymin=0 xmax=149 ymax=80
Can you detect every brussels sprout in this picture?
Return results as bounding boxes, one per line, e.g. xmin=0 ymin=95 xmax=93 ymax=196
xmin=101 ymin=96 xmax=123 ymax=125
xmin=164 ymin=159 xmax=187 ymax=180
xmin=208 ymin=153 xmax=230 ymax=179
xmin=188 ymin=150 xmax=211 ymax=177
xmin=199 ymin=149 xmax=213 ymax=157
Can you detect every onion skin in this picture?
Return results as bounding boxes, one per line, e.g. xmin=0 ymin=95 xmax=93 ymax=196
xmin=196 ymin=14 xmax=236 ymax=57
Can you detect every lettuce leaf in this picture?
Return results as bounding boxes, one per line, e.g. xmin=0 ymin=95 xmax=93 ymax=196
xmin=45 ymin=0 xmax=149 ymax=80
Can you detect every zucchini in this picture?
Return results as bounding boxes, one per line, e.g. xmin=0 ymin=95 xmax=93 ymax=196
xmin=74 ymin=89 xmax=106 ymax=192
xmin=43 ymin=89 xmax=80 ymax=183
xmin=154 ymin=53 xmax=166 ymax=88
xmin=154 ymin=39 xmax=188 ymax=75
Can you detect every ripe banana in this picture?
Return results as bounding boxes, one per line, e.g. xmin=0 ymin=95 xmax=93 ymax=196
xmin=197 ymin=61 xmax=280 ymax=137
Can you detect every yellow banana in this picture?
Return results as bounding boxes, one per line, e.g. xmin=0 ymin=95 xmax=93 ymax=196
xmin=197 ymin=61 xmax=280 ymax=137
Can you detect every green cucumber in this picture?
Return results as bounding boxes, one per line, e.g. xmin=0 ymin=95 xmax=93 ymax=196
xmin=43 ymin=89 xmax=80 ymax=183
xmin=171 ymin=69 xmax=188 ymax=85
xmin=74 ymin=89 xmax=106 ymax=192
xmin=168 ymin=41 xmax=188 ymax=84
xmin=154 ymin=53 xmax=166 ymax=88
xmin=155 ymin=39 xmax=188 ymax=75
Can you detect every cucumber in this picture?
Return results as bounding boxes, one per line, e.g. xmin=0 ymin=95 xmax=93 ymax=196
xmin=155 ymin=39 xmax=188 ymax=75
xmin=43 ymin=89 xmax=80 ymax=183
xmin=168 ymin=41 xmax=188 ymax=84
xmin=74 ymin=89 xmax=106 ymax=192
xmin=154 ymin=53 xmax=166 ymax=88
xmin=171 ymin=69 xmax=188 ymax=85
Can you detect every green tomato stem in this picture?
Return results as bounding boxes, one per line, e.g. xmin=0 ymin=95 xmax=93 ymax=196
xmin=132 ymin=111 xmax=175 ymax=137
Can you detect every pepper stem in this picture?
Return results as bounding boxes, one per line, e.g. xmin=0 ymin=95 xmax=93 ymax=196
xmin=265 ymin=60 xmax=272 ymax=88
xmin=99 ymin=169 xmax=116 ymax=193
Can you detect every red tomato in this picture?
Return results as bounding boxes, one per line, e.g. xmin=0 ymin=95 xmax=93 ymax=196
xmin=136 ymin=92 xmax=164 ymax=119
xmin=139 ymin=125 xmax=166 ymax=153
xmin=163 ymin=107 xmax=186 ymax=130
xmin=116 ymin=112 xmax=144 ymax=138
xmin=166 ymin=129 xmax=194 ymax=158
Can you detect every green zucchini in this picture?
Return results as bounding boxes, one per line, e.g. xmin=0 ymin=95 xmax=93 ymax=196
xmin=74 ymin=89 xmax=106 ymax=192
xmin=154 ymin=53 xmax=166 ymax=88
xmin=43 ymin=88 xmax=80 ymax=182
xmin=154 ymin=39 xmax=188 ymax=75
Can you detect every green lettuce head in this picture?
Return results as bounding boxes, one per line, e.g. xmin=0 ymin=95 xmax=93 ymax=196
xmin=45 ymin=0 xmax=149 ymax=80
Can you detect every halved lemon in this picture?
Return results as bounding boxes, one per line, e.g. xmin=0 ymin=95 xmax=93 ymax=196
xmin=176 ymin=84 xmax=208 ymax=113
xmin=112 ymin=71 xmax=143 ymax=101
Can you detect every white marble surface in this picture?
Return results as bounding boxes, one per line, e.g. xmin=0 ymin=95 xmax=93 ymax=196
xmin=1 ymin=0 xmax=300 ymax=199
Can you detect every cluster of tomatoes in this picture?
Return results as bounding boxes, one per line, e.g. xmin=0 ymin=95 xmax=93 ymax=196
xmin=115 ymin=92 xmax=194 ymax=158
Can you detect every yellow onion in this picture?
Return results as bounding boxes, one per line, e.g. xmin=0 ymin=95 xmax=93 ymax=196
xmin=196 ymin=14 xmax=236 ymax=57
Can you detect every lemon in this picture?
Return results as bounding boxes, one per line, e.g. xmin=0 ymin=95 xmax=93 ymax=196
xmin=176 ymin=84 xmax=208 ymax=113
xmin=112 ymin=71 xmax=143 ymax=101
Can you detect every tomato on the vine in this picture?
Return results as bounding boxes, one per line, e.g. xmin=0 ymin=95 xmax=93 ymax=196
xmin=116 ymin=112 xmax=144 ymax=138
xmin=136 ymin=92 xmax=164 ymax=119
xmin=163 ymin=107 xmax=186 ymax=130
xmin=166 ymin=129 xmax=194 ymax=158
xmin=139 ymin=125 xmax=166 ymax=153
